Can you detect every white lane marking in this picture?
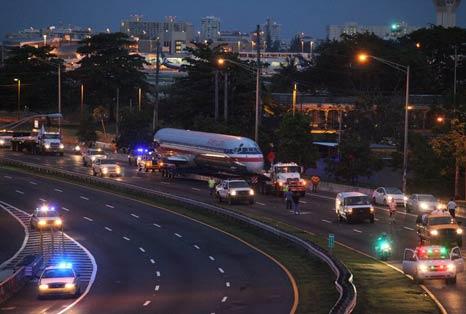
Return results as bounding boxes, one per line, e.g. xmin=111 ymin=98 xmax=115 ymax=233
xmin=29 ymin=181 xmax=37 ymax=185
xmin=139 ymin=247 xmax=146 ymax=253
xmin=218 ymin=267 xmax=224 ymax=274
xmin=123 ymin=236 xmax=130 ymax=241
xmin=309 ymin=194 xmax=334 ymax=201
xmin=105 ymin=227 xmax=112 ymax=232
xmin=150 ymin=259 xmax=156 ymax=264
xmin=256 ymin=202 xmax=266 ymax=206
xmin=156 ymin=271 xmax=160 ymax=277
xmin=403 ymin=226 xmax=415 ymax=231
xmin=191 ymin=187 xmax=201 ymax=191
xmin=15 ymin=190 xmax=24 ymax=195
xmin=143 ymin=301 xmax=151 ymax=307
xmin=4 ymin=176 xmax=12 ymax=179
xmin=194 ymin=244 xmax=200 ymax=250
xmin=105 ymin=204 xmax=114 ymax=208
xmin=154 ymin=285 xmax=160 ymax=291
xmin=209 ymin=256 xmax=215 ymax=261
xmin=80 ymin=196 xmax=89 ymax=201
xmin=0 ymin=307 xmax=16 ymax=310
xmin=300 ymin=200 xmax=307 ymax=204
xmin=221 ymin=296 xmax=228 ymax=303
xmin=174 ymin=233 xmax=182 ymax=238
xmin=226 ymin=282 xmax=230 ymax=287
xmin=83 ymin=216 xmax=93 ymax=222
xmin=353 ymin=229 xmax=363 ymax=233
xmin=322 ymin=219 xmax=332 ymax=224
xmin=54 ymin=188 xmax=63 ymax=193
xmin=153 ymin=223 xmax=161 ymax=228
xmin=39 ymin=198 xmax=46 ymax=202
xmin=130 ymin=213 xmax=139 ymax=219
xmin=62 ymin=207 xmax=70 ymax=212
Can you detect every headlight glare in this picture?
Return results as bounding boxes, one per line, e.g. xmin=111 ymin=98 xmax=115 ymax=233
xmin=231 ymin=190 xmax=237 ymax=196
xmin=39 ymin=284 xmax=49 ymax=290
xmin=418 ymin=264 xmax=428 ymax=273
xmin=59 ymin=143 xmax=64 ymax=149
xmin=457 ymin=228 xmax=463 ymax=235
xmin=249 ymin=189 xmax=254 ymax=196
xmin=65 ymin=283 xmax=75 ymax=289
xmin=430 ymin=229 xmax=439 ymax=236
xmin=447 ymin=263 xmax=456 ymax=272
xmin=38 ymin=220 xmax=46 ymax=226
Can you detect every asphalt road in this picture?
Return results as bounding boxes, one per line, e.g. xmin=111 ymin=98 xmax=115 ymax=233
xmin=0 ymin=203 xmax=24 ymax=268
xmin=0 ymin=166 xmax=294 ymax=314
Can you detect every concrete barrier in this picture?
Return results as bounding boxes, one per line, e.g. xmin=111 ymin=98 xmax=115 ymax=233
xmin=0 ymin=157 xmax=357 ymax=314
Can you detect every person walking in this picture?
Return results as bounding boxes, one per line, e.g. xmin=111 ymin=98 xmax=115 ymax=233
xmin=388 ymin=198 xmax=397 ymax=224
xmin=292 ymin=191 xmax=301 ymax=215
xmin=311 ymin=175 xmax=320 ymax=192
xmin=208 ymin=177 xmax=216 ymax=196
xmin=284 ymin=188 xmax=293 ymax=210
xmin=447 ymin=198 xmax=457 ymax=219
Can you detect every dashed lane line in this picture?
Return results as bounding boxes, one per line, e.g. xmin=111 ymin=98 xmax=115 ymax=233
xmin=153 ymin=223 xmax=161 ymax=228
xmin=105 ymin=204 xmax=114 ymax=208
xmin=194 ymin=244 xmax=200 ymax=250
xmin=62 ymin=207 xmax=70 ymax=212
xmin=105 ymin=227 xmax=112 ymax=232
xmin=130 ymin=213 xmax=140 ymax=219
xmin=353 ymin=229 xmax=363 ymax=233
xmin=3 ymin=175 xmax=12 ymax=179
xmin=226 ymin=282 xmax=230 ymax=287
xmin=143 ymin=301 xmax=151 ymax=307
xmin=139 ymin=247 xmax=146 ymax=253
xmin=256 ymin=202 xmax=266 ymax=206
xmin=218 ymin=267 xmax=224 ymax=274
xmin=80 ymin=196 xmax=90 ymax=201
xmin=83 ymin=216 xmax=94 ymax=222
xmin=221 ymin=296 xmax=228 ymax=303
xmin=29 ymin=181 xmax=37 ymax=185
xmin=156 ymin=271 xmax=161 ymax=277
xmin=209 ymin=256 xmax=215 ymax=261
xmin=191 ymin=187 xmax=201 ymax=191
xmin=403 ymin=226 xmax=415 ymax=231
xmin=150 ymin=259 xmax=156 ymax=264
xmin=39 ymin=198 xmax=46 ymax=202
xmin=15 ymin=190 xmax=24 ymax=195
xmin=322 ymin=219 xmax=332 ymax=224
xmin=155 ymin=285 xmax=160 ymax=291
xmin=54 ymin=188 xmax=63 ymax=193
xmin=123 ymin=236 xmax=130 ymax=241
xmin=174 ymin=233 xmax=182 ymax=238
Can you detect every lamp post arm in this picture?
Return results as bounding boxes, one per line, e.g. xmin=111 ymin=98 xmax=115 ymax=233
xmin=370 ymin=56 xmax=407 ymax=73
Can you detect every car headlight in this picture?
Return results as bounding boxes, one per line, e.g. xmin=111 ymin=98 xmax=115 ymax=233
xmin=278 ymin=181 xmax=283 ymax=187
xmin=457 ymin=228 xmax=463 ymax=235
xmin=301 ymin=179 xmax=307 ymax=185
xmin=38 ymin=220 xmax=46 ymax=226
xmin=418 ymin=264 xmax=428 ymax=273
xmin=64 ymin=283 xmax=75 ymax=289
xmin=231 ymin=190 xmax=237 ymax=196
xmin=102 ymin=167 xmax=108 ymax=174
xmin=116 ymin=166 xmax=121 ymax=174
xmin=387 ymin=196 xmax=393 ymax=202
xmin=447 ymin=263 xmax=456 ymax=272
xmin=59 ymin=143 xmax=64 ymax=149
xmin=44 ymin=144 xmax=50 ymax=149
xmin=0 ymin=139 xmax=4 ymax=145
xmin=437 ymin=203 xmax=446 ymax=210
xmin=91 ymin=156 xmax=96 ymax=161
xmin=403 ymin=196 xmax=408 ymax=201
xmin=370 ymin=206 xmax=374 ymax=213
xmin=54 ymin=218 xmax=62 ymax=226
xmin=249 ymin=189 xmax=254 ymax=196
xmin=39 ymin=284 xmax=49 ymax=290
xmin=420 ymin=202 xmax=428 ymax=210
xmin=345 ymin=207 xmax=353 ymax=213
xmin=137 ymin=157 xmax=142 ymax=162
xmin=430 ymin=229 xmax=439 ymax=236
xmin=75 ymin=145 xmax=80 ymax=151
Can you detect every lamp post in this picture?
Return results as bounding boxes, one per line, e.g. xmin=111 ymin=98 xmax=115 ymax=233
xmin=358 ymin=53 xmax=410 ymax=194
xmin=14 ymin=78 xmax=21 ymax=120
xmin=80 ymin=84 xmax=84 ymax=120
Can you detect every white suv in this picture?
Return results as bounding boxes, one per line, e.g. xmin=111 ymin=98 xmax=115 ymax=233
xmin=336 ymin=192 xmax=375 ymax=223
xmin=83 ymin=148 xmax=107 ymax=166
xmin=215 ymin=179 xmax=255 ymax=205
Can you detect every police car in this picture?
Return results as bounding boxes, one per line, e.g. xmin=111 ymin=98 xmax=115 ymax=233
xmin=30 ymin=205 xmax=62 ymax=230
xmin=128 ymin=147 xmax=149 ymax=166
xmin=402 ymin=245 xmax=464 ymax=284
xmin=37 ymin=262 xmax=81 ymax=298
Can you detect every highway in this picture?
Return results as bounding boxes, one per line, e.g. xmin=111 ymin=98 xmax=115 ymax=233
xmin=0 ymin=165 xmax=295 ymax=314
xmin=1 ymin=149 xmax=464 ymax=314
xmin=0 ymin=204 xmax=24 ymax=267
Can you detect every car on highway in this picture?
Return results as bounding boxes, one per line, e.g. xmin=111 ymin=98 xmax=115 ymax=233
xmin=336 ymin=192 xmax=375 ymax=223
xmin=128 ymin=147 xmax=150 ymax=166
xmin=0 ymin=130 xmax=13 ymax=148
xmin=416 ymin=213 xmax=463 ymax=247
xmin=215 ymin=179 xmax=255 ymax=205
xmin=82 ymin=148 xmax=107 ymax=166
xmin=37 ymin=262 xmax=81 ymax=298
xmin=92 ymin=159 xmax=122 ymax=177
xmin=372 ymin=187 xmax=407 ymax=207
xmin=30 ymin=205 xmax=62 ymax=230
xmin=406 ymin=194 xmax=441 ymax=212
xmin=402 ymin=245 xmax=464 ymax=284
xmin=137 ymin=152 xmax=163 ymax=172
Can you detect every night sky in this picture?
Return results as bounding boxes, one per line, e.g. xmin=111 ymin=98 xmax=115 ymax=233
xmin=1 ymin=0 xmax=465 ymax=40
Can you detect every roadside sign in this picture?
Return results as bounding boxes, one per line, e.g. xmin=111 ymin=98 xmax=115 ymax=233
xmin=328 ymin=234 xmax=335 ymax=250
xmin=34 ymin=119 xmax=39 ymax=129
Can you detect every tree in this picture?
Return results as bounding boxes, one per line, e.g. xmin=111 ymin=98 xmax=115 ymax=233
xmin=276 ymin=112 xmax=318 ymax=168
xmin=92 ymin=106 xmax=109 ymax=140
xmin=76 ymin=118 xmax=97 ymax=143
xmin=116 ymin=109 xmax=153 ymax=149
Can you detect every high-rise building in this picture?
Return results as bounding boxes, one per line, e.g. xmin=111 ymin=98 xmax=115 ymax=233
xmin=200 ymin=16 xmax=221 ymax=42
xmin=120 ymin=15 xmax=194 ymax=54
xmin=433 ymin=0 xmax=461 ymax=27
xmin=327 ymin=22 xmax=419 ymax=41
xmin=262 ymin=18 xmax=281 ymax=43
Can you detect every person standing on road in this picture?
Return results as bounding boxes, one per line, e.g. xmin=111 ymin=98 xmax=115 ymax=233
xmin=208 ymin=177 xmax=216 ymax=196
xmin=292 ymin=191 xmax=301 ymax=215
xmin=311 ymin=175 xmax=320 ymax=192
xmin=388 ymin=198 xmax=397 ymax=224
xmin=284 ymin=188 xmax=293 ymax=210
xmin=447 ymin=198 xmax=457 ymax=218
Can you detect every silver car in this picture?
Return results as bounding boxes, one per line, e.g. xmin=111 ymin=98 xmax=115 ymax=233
xmin=406 ymin=194 xmax=439 ymax=212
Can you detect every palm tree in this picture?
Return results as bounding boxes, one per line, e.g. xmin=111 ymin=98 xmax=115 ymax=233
xmin=92 ymin=106 xmax=109 ymax=140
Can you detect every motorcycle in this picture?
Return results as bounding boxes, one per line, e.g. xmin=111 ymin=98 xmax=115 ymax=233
xmin=375 ymin=236 xmax=392 ymax=261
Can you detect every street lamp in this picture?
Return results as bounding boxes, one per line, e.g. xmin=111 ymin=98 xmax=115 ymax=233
xmin=357 ymin=52 xmax=411 ymax=194
xmin=14 ymin=78 xmax=21 ymax=120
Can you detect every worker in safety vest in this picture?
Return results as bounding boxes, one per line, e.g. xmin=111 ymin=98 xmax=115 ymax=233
xmin=311 ymin=175 xmax=320 ymax=192
xmin=208 ymin=177 xmax=216 ymax=195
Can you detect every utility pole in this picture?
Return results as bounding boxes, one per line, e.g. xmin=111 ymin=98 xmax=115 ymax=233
xmin=453 ymin=45 xmax=458 ymax=111
xmin=224 ymin=72 xmax=228 ymax=122
xmin=80 ymin=84 xmax=84 ymax=120
xmin=138 ymin=88 xmax=142 ymax=111
xmin=292 ymin=82 xmax=297 ymax=116
xmin=58 ymin=64 xmax=62 ymax=131
xmin=153 ymin=38 xmax=161 ymax=132
xmin=214 ymin=70 xmax=219 ymax=121
xmin=255 ymin=24 xmax=261 ymax=142
xmin=402 ymin=65 xmax=410 ymax=194
xmin=116 ymin=88 xmax=120 ymax=139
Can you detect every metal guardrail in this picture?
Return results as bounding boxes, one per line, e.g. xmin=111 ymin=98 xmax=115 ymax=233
xmin=0 ymin=157 xmax=357 ymax=313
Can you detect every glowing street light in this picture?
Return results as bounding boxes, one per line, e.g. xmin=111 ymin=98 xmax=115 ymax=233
xmin=13 ymin=78 xmax=21 ymax=120
xmin=436 ymin=116 xmax=445 ymax=123
xmin=217 ymin=58 xmax=225 ymax=66
xmin=416 ymin=42 xmax=421 ymax=49
xmin=357 ymin=53 xmax=369 ymax=63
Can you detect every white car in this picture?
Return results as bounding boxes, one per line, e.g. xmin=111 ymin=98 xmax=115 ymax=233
xmin=83 ymin=148 xmax=107 ymax=166
xmin=406 ymin=194 xmax=440 ymax=212
xmin=30 ymin=205 xmax=63 ymax=230
xmin=0 ymin=130 xmax=13 ymax=148
xmin=402 ymin=245 xmax=464 ymax=284
xmin=372 ymin=187 xmax=407 ymax=206
xmin=38 ymin=263 xmax=81 ymax=298
xmin=215 ymin=179 xmax=255 ymax=205
xmin=92 ymin=159 xmax=122 ymax=177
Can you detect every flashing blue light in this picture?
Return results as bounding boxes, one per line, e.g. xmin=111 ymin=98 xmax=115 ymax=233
xmin=57 ymin=262 xmax=73 ymax=269
xmin=137 ymin=148 xmax=144 ymax=153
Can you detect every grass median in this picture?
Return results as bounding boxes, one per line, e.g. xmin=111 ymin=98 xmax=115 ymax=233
xmin=1 ymin=165 xmax=338 ymax=314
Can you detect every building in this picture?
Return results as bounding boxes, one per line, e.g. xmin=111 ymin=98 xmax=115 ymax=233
xmin=327 ymin=22 xmax=420 ymax=41
xmin=433 ymin=0 xmax=461 ymax=27
xmin=213 ymin=31 xmax=250 ymax=52
xmin=200 ymin=16 xmax=221 ymax=42
xmin=262 ymin=18 xmax=281 ymax=43
xmin=121 ymin=15 xmax=194 ymax=55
